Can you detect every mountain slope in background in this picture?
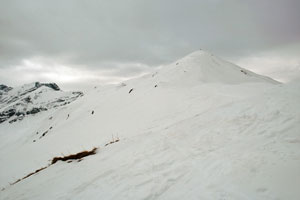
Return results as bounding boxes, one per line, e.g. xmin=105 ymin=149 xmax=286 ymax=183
xmin=0 ymin=82 xmax=83 ymax=124
xmin=0 ymin=51 xmax=299 ymax=200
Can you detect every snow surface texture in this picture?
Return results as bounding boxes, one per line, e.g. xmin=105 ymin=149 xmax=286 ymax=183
xmin=0 ymin=51 xmax=299 ymax=200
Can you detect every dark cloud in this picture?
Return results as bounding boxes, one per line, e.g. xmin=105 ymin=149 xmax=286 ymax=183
xmin=0 ymin=0 xmax=299 ymax=86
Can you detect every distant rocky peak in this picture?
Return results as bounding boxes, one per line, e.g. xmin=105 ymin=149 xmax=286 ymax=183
xmin=0 ymin=82 xmax=82 ymax=124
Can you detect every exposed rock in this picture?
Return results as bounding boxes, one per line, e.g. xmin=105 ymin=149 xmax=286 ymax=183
xmin=23 ymin=96 xmax=32 ymax=103
xmin=0 ymin=84 xmax=13 ymax=92
xmin=241 ymin=69 xmax=248 ymax=75
xmin=26 ymin=107 xmax=47 ymax=115
xmin=35 ymin=82 xmax=60 ymax=91
xmin=0 ymin=109 xmax=16 ymax=123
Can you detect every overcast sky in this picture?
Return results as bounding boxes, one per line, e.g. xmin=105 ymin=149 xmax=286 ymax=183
xmin=1 ymin=0 xmax=299 ymax=90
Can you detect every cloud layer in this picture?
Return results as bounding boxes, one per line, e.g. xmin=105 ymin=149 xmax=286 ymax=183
xmin=1 ymin=0 xmax=299 ymax=88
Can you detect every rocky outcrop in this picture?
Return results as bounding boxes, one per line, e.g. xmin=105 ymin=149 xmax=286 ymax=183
xmin=0 ymin=109 xmax=16 ymax=123
xmin=0 ymin=84 xmax=13 ymax=95
xmin=35 ymin=82 xmax=60 ymax=91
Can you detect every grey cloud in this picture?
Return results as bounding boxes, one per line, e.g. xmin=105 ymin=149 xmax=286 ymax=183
xmin=0 ymin=0 xmax=299 ymax=85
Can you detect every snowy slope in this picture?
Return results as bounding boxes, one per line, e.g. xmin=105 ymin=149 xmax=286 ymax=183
xmin=0 ymin=51 xmax=299 ymax=200
xmin=151 ymin=50 xmax=279 ymax=85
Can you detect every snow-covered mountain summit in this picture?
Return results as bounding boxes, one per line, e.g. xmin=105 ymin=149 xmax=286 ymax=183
xmin=152 ymin=50 xmax=279 ymax=85
xmin=0 ymin=82 xmax=83 ymax=124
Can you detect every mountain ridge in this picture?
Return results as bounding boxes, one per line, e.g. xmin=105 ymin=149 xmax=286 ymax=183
xmin=0 ymin=52 xmax=299 ymax=200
